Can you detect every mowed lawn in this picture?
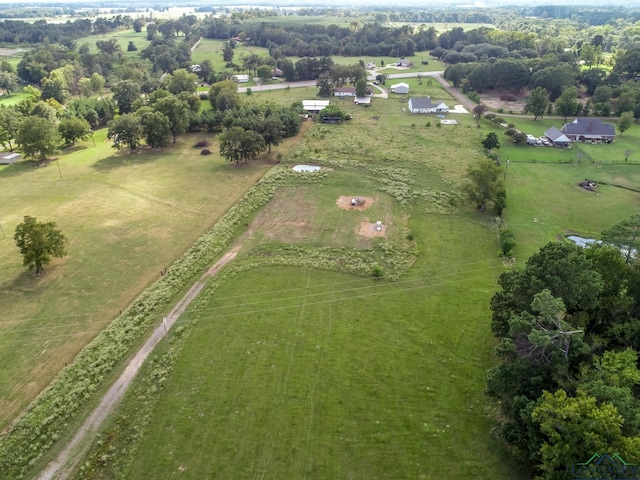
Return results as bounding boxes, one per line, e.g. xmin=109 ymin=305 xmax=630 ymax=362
xmin=126 ymin=219 xmax=521 ymax=479
xmin=0 ymin=128 xmax=274 ymax=430
xmin=504 ymin=161 xmax=640 ymax=256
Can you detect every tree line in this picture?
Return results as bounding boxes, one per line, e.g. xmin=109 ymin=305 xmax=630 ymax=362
xmin=488 ymin=216 xmax=640 ymax=478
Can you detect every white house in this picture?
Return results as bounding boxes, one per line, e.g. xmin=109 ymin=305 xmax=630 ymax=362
xmin=354 ymin=96 xmax=371 ymax=106
xmin=365 ymin=62 xmax=375 ymax=69
xmin=397 ymin=57 xmax=415 ymax=68
xmin=390 ymin=82 xmax=409 ymax=94
xmin=407 ymin=97 xmax=449 ymax=114
xmin=302 ymin=100 xmax=330 ymax=113
xmin=232 ymin=74 xmax=250 ymax=83
xmin=334 ymin=87 xmax=356 ymax=97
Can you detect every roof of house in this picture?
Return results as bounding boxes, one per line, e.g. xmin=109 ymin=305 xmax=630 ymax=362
xmin=561 ymin=118 xmax=615 ymax=137
xmin=354 ymin=96 xmax=371 ymax=104
xmin=544 ymin=126 xmax=571 ymax=143
xmin=335 ymin=87 xmax=356 ymax=93
xmin=302 ymin=100 xmax=330 ymax=111
xmin=391 ymin=82 xmax=409 ymax=90
xmin=409 ymin=97 xmax=447 ymax=109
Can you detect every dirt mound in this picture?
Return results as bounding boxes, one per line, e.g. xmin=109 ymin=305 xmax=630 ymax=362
xmin=336 ymin=196 xmax=374 ymax=210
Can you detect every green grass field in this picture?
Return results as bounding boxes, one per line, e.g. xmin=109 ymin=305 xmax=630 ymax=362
xmin=2 ymin=71 xmax=637 ymax=479
xmin=74 ymin=28 xmax=151 ymax=57
xmin=0 ymin=128 xmax=277 ymax=430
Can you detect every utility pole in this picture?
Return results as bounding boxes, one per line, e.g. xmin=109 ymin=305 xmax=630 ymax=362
xmin=56 ymin=160 xmax=63 ymax=180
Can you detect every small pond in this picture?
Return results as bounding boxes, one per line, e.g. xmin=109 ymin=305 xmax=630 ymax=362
xmin=292 ymin=165 xmax=321 ymax=172
xmin=567 ymin=235 xmax=600 ymax=248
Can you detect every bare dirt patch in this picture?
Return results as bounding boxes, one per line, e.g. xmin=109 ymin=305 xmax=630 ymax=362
xmin=358 ymin=221 xmax=387 ymax=238
xmin=478 ymin=88 xmax=529 ymax=113
xmin=336 ymin=196 xmax=375 ymax=211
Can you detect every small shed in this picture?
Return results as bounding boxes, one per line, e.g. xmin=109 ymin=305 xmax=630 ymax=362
xmin=390 ymin=82 xmax=410 ymax=94
xmin=354 ymin=96 xmax=371 ymax=106
xmin=0 ymin=152 xmax=20 ymax=164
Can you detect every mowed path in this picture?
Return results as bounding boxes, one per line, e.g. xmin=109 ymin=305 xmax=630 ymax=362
xmin=36 ymin=246 xmax=241 ymax=480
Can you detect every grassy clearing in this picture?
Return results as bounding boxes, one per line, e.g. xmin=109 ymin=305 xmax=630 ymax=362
xmin=504 ymin=161 xmax=640 ymax=257
xmin=0 ymin=88 xmax=29 ymax=107
xmin=126 ymin=256 xmax=520 ymax=479
xmin=74 ymin=29 xmax=151 ymax=57
xmin=75 ymin=85 xmax=529 ymax=479
xmin=72 ymin=79 xmax=640 ymax=479
xmin=0 ymin=128 xmax=276 ymax=430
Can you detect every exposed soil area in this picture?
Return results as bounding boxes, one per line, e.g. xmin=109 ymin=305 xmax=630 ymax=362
xmin=478 ymin=88 xmax=530 ymax=113
xmin=358 ymin=221 xmax=387 ymax=238
xmin=336 ymin=196 xmax=375 ymax=211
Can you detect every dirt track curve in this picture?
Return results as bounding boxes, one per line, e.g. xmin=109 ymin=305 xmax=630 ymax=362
xmin=36 ymin=246 xmax=241 ymax=480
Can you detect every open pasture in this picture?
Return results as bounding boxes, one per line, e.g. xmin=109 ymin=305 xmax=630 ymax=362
xmin=504 ymin=161 xmax=640 ymax=256
xmin=66 ymin=80 xmax=640 ymax=480
xmin=73 ymin=28 xmax=150 ymax=56
xmin=124 ymin=260 xmax=521 ymax=480
xmin=0 ymin=128 xmax=275 ymax=430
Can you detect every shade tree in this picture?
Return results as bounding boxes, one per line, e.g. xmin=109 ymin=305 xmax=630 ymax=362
xmin=107 ymin=114 xmax=144 ymax=151
xmin=58 ymin=117 xmax=92 ymax=146
xmin=14 ymin=216 xmax=67 ymax=275
xmin=16 ymin=115 xmax=61 ymax=160
xmin=463 ymin=158 xmax=505 ymax=213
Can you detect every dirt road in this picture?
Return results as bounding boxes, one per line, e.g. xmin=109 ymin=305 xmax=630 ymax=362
xmin=36 ymin=246 xmax=241 ymax=480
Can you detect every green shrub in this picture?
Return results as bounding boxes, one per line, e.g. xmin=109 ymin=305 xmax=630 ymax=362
xmin=499 ymin=229 xmax=516 ymax=256
xmin=371 ymin=263 xmax=384 ymax=277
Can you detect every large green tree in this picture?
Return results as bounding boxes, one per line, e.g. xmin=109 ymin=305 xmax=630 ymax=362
xmin=219 ymin=126 xmax=266 ymax=163
xmin=107 ymin=114 xmax=144 ymax=151
xmin=208 ymin=80 xmax=240 ymax=111
xmin=525 ymin=87 xmax=549 ymax=120
xmin=152 ymin=95 xmax=189 ymax=143
xmin=165 ymin=68 xmax=198 ymax=94
xmin=16 ymin=115 xmax=60 ymax=160
xmin=618 ymin=111 xmax=633 ymax=136
xmin=111 ymin=80 xmax=142 ymax=114
xmin=14 ymin=216 xmax=67 ymax=274
xmin=254 ymin=116 xmax=285 ymax=153
xmin=0 ymin=72 xmax=19 ymax=96
xmin=58 ymin=117 xmax=92 ymax=146
xmin=137 ymin=108 xmax=171 ymax=148
xmin=533 ymin=389 xmax=640 ymax=480
xmin=555 ymin=86 xmax=579 ymax=121
xmin=0 ymin=105 xmax=22 ymax=151
xmin=463 ymin=158 xmax=505 ymax=213
xmin=601 ymin=214 xmax=640 ymax=264
xmin=316 ymin=72 xmax=333 ymax=97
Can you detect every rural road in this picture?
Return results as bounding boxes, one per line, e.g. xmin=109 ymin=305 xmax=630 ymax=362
xmin=36 ymin=246 xmax=241 ymax=480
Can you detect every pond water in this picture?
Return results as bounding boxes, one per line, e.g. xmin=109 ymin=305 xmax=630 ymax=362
xmin=292 ymin=165 xmax=321 ymax=172
xmin=567 ymin=235 xmax=600 ymax=248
